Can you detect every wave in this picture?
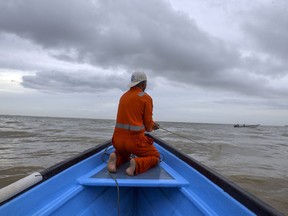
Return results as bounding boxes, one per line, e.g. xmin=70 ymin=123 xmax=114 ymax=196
xmin=0 ymin=131 xmax=37 ymax=138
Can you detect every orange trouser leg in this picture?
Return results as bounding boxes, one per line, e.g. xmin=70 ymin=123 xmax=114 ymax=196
xmin=112 ymin=137 xmax=131 ymax=168
xmin=112 ymin=135 xmax=160 ymax=175
xmin=133 ymin=155 xmax=159 ymax=174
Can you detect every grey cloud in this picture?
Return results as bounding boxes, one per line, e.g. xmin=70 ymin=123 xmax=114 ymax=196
xmin=215 ymin=96 xmax=288 ymax=110
xmin=0 ymin=0 xmax=93 ymax=48
xmin=21 ymin=70 xmax=127 ymax=93
xmin=0 ymin=1 xmax=240 ymax=77
xmin=241 ymin=54 xmax=288 ymax=79
xmin=242 ymin=1 xmax=288 ymax=73
xmin=0 ymin=0 xmax=287 ymax=97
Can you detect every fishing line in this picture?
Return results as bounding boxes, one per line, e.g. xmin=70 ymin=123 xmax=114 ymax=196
xmin=159 ymin=126 xmax=210 ymax=150
xmin=159 ymin=126 xmax=222 ymax=158
xmin=159 ymin=127 xmax=201 ymax=144
xmin=101 ymin=137 xmax=166 ymax=216
xmin=108 ymin=172 xmax=120 ymax=216
xmin=102 ymin=145 xmax=112 ymax=163
xmin=102 ymin=146 xmax=121 ymax=216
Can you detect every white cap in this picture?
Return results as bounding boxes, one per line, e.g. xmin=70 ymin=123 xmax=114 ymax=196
xmin=128 ymin=71 xmax=147 ymax=87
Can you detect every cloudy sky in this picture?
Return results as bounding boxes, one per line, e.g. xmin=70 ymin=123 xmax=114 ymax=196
xmin=0 ymin=0 xmax=287 ymax=126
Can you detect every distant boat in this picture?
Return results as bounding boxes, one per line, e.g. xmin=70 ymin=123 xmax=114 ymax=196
xmin=0 ymin=134 xmax=281 ymax=215
xmin=234 ymin=124 xmax=260 ymax=128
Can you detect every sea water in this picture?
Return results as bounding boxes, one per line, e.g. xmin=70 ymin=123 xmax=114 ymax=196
xmin=0 ymin=115 xmax=287 ymax=214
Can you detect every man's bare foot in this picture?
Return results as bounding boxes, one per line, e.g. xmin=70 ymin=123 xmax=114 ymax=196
xmin=126 ymin=159 xmax=136 ymax=176
xmin=107 ymin=153 xmax=117 ymax=173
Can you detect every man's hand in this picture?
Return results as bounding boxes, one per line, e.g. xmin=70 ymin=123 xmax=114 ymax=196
xmin=153 ymin=122 xmax=160 ymax=130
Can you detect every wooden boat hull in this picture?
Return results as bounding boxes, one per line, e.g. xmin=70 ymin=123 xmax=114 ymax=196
xmin=0 ymin=135 xmax=282 ymax=216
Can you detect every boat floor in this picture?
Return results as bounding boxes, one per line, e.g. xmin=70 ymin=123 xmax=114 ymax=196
xmin=77 ymin=162 xmax=189 ymax=187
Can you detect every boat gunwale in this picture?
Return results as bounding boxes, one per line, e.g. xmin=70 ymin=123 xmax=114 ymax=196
xmin=40 ymin=139 xmax=111 ymax=180
xmin=0 ymin=139 xmax=111 ymax=206
xmin=147 ymin=134 xmax=283 ymax=216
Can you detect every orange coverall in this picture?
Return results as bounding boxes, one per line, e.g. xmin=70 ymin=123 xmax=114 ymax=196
xmin=112 ymin=86 xmax=160 ymax=175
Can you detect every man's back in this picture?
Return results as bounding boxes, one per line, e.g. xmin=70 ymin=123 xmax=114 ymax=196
xmin=115 ymin=86 xmax=154 ymax=134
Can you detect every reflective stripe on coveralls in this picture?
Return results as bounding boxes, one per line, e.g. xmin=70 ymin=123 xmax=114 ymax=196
xmin=138 ymin=92 xmax=145 ymax=97
xmin=115 ymin=123 xmax=145 ymax=131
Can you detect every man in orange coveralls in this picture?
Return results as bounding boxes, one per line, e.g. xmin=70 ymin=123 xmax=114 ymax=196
xmin=108 ymin=71 xmax=160 ymax=176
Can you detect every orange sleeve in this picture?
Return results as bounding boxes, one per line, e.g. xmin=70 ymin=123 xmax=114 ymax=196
xmin=143 ymin=95 xmax=154 ymax=132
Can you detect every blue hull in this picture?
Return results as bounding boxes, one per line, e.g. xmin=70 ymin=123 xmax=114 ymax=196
xmin=0 ymin=135 xmax=282 ymax=216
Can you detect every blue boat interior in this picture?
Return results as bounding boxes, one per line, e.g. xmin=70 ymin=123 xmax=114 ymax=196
xmin=78 ymin=161 xmax=189 ymax=187
xmin=0 ymin=143 xmax=257 ymax=216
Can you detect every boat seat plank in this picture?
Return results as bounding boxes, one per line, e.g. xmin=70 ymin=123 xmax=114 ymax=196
xmin=77 ymin=162 xmax=189 ymax=187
